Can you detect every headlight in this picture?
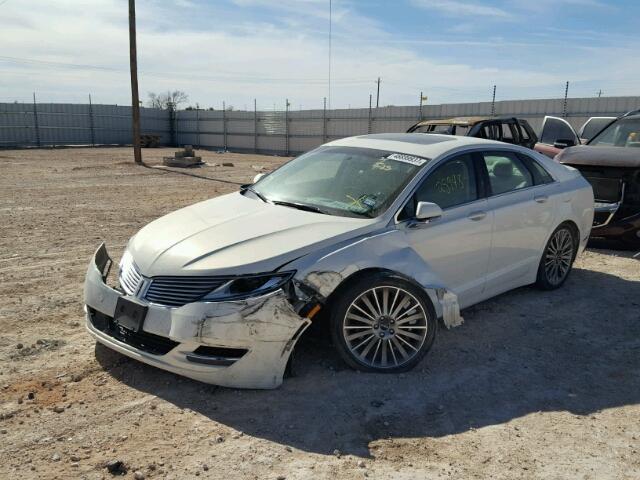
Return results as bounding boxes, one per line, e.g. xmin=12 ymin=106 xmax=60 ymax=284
xmin=201 ymin=271 xmax=295 ymax=301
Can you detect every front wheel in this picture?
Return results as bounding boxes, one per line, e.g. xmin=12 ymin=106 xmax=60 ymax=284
xmin=536 ymin=224 xmax=578 ymax=290
xmin=330 ymin=273 xmax=437 ymax=373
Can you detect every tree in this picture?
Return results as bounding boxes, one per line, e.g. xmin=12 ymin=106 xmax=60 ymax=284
xmin=147 ymin=90 xmax=189 ymax=109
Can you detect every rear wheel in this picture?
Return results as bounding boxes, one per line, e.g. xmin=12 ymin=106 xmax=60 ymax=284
xmin=536 ymin=224 xmax=578 ymax=290
xmin=330 ymin=273 xmax=437 ymax=373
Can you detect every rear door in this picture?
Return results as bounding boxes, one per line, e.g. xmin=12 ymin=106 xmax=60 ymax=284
xmin=479 ymin=150 xmax=555 ymax=296
xmin=535 ymin=116 xmax=580 ymax=158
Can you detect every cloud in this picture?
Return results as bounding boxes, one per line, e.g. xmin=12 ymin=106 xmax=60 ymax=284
xmin=411 ymin=0 xmax=513 ymax=19
xmin=0 ymin=0 xmax=637 ymax=108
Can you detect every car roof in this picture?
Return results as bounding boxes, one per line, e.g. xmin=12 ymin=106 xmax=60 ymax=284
xmin=326 ymin=133 xmax=506 ymax=158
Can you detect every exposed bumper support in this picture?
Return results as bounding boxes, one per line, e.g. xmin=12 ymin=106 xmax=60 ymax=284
xmin=84 ymin=244 xmax=310 ymax=389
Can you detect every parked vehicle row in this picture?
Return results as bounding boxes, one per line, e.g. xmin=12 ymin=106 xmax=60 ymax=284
xmin=407 ymin=111 xmax=639 ymax=243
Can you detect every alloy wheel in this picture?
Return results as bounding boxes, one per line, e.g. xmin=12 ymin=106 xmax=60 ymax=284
xmin=342 ymin=286 xmax=429 ymax=369
xmin=544 ymin=228 xmax=574 ymax=286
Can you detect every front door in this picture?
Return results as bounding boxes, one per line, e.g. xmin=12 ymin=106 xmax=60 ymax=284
xmin=535 ymin=116 xmax=580 ymax=158
xmin=399 ymin=153 xmax=493 ymax=308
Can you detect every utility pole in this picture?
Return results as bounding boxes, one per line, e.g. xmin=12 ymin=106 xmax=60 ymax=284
xmin=598 ymin=89 xmax=603 ymax=98
xmin=376 ymin=77 xmax=381 ymax=108
xmin=491 ymin=85 xmax=496 ymax=116
xmin=328 ymin=0 xmax=332 ymax=110
xmin=419 ymin=92 xmax=428 ymax=121
xmin=563 ymin=81 xmax=570 ymax=118
xmin=128 ymin=0 xmax=142 ymax=164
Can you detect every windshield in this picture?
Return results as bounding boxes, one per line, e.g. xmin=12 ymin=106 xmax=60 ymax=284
xmin=581 ymin=118 xmax=615 ymax=141
xmin=251 ymin=146 xmax=428 ymax=218
xmin=589 ymin=117 xmax=640 ymax=147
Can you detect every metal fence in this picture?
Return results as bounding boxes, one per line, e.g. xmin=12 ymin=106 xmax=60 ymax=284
xmin=0 ymin=102 xmax=170 ymax=147
xmin=177 ymin=96 xmax=640 ymax=155
xmin=2 ymin=96 xmax=639 ymax=153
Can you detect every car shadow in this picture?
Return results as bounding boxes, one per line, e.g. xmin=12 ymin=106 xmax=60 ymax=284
xmin=587 ymin=238 xmax=640 ymax=256
xmin=95 ymin=267 xmax=640 ymax=457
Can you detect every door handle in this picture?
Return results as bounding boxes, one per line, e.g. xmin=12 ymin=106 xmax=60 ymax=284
xmin=467 ymin=211 xmax=487 ymax=221
xmin=534 ymin=195 xmax=548 ymax=203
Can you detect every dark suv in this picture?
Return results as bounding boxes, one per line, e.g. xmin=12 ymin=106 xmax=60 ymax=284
xmin=406 ymin=116 xmax=538 ymax=149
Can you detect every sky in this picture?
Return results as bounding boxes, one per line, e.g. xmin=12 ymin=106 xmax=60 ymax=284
xmin=1 ymin=0 xmax=639 ymax=110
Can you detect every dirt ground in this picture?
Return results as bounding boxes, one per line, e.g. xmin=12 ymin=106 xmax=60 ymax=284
xmin=0 ymin=147 xmax=639 ymax=480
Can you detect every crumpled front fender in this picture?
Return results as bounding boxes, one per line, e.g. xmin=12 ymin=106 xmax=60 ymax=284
xmin=288 ymin=229 xmax=464 ymax=328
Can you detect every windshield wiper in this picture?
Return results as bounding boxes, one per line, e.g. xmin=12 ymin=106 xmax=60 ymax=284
xmin=272 ymin=200 xmax=328 ymax=215
xmin=241 ymin=185 xmax=269 ymax=203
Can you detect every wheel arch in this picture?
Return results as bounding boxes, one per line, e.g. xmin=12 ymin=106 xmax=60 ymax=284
xmin=322 ymin=267 xmax=440 ymax=324
xmin=544 ymin=219 xmax=580 ymax=258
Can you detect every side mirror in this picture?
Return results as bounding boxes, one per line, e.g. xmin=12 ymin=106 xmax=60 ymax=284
xmin=553 ymin=138 xmax=576 ymax=149
xmin=253 ymin=173 xmax=265 ymax=183
xmin=415 ymin=201 xmax=443 ymax=222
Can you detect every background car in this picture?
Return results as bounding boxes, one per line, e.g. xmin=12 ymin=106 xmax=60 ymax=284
xmin=406 ymin=116 xmax=538 ymax=149
xmin=556 ymin=110 xmax=640 ymax=245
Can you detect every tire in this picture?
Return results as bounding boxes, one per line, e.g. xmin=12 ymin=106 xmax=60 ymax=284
xmin=535 ymin=223 xmax=578 ymax=290
xmin=329 ymin=273 xmax=437 ymax=373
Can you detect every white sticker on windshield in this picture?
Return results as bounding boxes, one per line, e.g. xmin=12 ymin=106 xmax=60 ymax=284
xmin=386 ymin=153 xmax=427 ymax=166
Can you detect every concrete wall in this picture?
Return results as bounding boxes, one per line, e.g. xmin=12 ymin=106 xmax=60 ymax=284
xmin=0 ymin=103 xmax=170 ymax=147
xmin=2 ymin=96 xmax=639 ymax=152
xmin=175 ymin=96 xmax=640 ymax=155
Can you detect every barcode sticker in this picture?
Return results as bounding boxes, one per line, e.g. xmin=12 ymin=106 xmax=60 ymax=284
xmin=387 ymin=153 xmax=427 ymax=166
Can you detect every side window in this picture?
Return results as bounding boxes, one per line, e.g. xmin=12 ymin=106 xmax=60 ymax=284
xmin=501 ymin=123 xmax=514 ymax=143
xmin=414 ymin=154 xmax=478 ymax=209
xmin=518 ymin=153 xmax=554 ymax=184
xmin=482 ymin=152 xmax=533 ymax=195
xmin=485 ymin=123 xmax=500 ymax=141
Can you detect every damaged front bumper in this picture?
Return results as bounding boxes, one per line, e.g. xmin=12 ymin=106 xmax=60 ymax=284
xmin=84 ymin=244 xmax=310 ymax=389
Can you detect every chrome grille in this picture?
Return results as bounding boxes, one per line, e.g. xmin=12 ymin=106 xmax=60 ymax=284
xmin=145 ymin=276 xmax=230 ymax=307
xmin=119 ymin=255 xmax=143 ymax=295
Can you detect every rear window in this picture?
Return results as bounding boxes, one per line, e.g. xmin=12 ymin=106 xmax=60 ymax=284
xmin=518 ymin=153 xmax=554 ymax=184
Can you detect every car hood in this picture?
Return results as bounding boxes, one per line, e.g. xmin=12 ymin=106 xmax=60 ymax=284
xmin=557 ymin=145 xmax=640 ymax=168
xmin=128 ymin=192 xmax=377 ymax=277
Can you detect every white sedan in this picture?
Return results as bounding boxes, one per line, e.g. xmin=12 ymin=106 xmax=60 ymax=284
xmin=84 ymin=134 xmax=594 ymax=388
